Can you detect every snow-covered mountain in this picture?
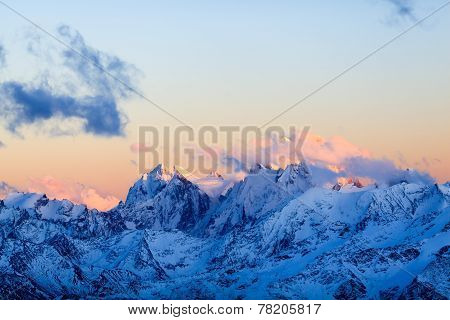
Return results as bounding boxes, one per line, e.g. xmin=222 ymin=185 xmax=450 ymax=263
xmin=119 ymin=165 xmax=210 ymax=232
xmin=204 ymin=162 xmax=313 ymax=235
xmin=0 ymin=164 xmax=448 ymax=299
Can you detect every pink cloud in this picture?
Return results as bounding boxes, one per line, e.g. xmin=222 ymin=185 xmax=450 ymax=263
xmin=27 ymin=176 xmax=119 ymax=211
xmin=218 ymin=132 xmax=372 ymax=170
xmin=133 ymin=129 xmax=434 ymax=187
xmin=130 ymin=143 xmax=149 ymax=153
xmin=303 ymin=134 xmax=371 ymax=166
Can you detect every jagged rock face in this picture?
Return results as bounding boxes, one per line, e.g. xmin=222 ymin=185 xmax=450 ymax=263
xmin=0 ymin=165 xmax=449 ymax=299
xmin=124 ymin=164 xmax=172 ymax=205
xmin=399 ymin=246 xmax=449 ymax=300
xmin=332 ymin=177 xmax=364 ymax=191
xmin=0 ymin=193 xmax=126 ymax=240
xmin=276 ymin=162 xmax=313 ymax=194
xmin=120 ymin=167 xmax=210 ymax=232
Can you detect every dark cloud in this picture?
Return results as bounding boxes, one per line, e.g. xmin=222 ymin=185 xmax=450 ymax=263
xmin=385 ymin=0 xmax=416 ymax=21
xmin=0 ymin=81 xmax=125 ymax=136
xmin=0 ymin=25 xmax=138 ymax=137
xmin=0 ymin=140 xmax=5 ymax=148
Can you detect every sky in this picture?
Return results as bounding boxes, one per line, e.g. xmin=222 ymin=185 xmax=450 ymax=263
xmin=0 ymin=0 xmax=449 ymax=209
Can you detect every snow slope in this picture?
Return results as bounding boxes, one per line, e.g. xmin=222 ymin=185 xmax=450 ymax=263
xmin=0 ymin=165 xmax=448 ymax=299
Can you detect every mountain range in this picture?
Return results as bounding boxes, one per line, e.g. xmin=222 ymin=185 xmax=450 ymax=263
xmin=0 ymin=163 xmax=449 ymax=299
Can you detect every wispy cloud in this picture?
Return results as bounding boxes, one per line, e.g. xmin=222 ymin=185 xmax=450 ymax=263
xmin=57 ymin=25 xmax=137 ymax=99
xmin=0 ymin=25 xmax=139 ymax=137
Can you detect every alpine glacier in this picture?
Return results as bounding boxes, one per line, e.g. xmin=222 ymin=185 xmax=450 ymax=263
xmin=0 ymin=164 xmax=448 ymax=299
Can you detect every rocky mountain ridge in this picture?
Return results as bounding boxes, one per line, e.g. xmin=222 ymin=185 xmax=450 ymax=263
xmin=0 ymin=163 xmax=448 ymax=299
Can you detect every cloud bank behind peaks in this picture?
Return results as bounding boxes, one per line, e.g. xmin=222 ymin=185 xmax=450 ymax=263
xmin=213 ymin=132 xmax=434 ymax=187
xmin=0 ymin=25 xmax=139 ymax=137
xmin=0 ymin=181 xmax=18 ymax=199
xmin=27 ymin=176 xmax=119 ymax=211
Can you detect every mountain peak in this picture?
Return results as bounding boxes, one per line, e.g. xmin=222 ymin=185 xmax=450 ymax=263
xmin=1 ymin=166 xmax=448 ymax=299
xmin=125 ymin=164 xmax=172 ymax=205
xmin=275 ymin=161 xmax=313 ymax=194
xmin=333 ymin=177 xmax=364 ymax=191
xmin=249 ymin=163 xmax=276 ymax=174
xmin=144 ymin=164 xmax=172 ymax=182
xmin=208 ymin=171 xmax=224 ymax=180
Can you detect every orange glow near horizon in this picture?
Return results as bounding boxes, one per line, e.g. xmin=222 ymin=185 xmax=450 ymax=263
xmin=1 ymin=129 xmax=449 ymax=211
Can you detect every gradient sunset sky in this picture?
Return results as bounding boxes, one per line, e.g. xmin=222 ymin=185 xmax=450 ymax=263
xmin=0 ymin=0 xmax=449 ymax=207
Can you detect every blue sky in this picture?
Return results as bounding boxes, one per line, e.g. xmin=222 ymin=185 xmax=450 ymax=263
xmin=1 ymin=0 xmax=449 ymax=126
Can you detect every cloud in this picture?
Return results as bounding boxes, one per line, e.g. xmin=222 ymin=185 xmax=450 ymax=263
xmin=0 ymin=25 xmax=138 ymax=137
xmin=302 ymin=134 xmax=371 ymax=166
xmin=130 ymin=143 xmax=149 ymax=153
xmin=0 ymin=81 xmax=125 ymax=136
xmin=0 ymin=43 xmax=5 ymax=68
xmin=213 ymin=132 xmax=370 ymax=171
xmin=0 ymin=181 xmax=18 ymax=199
xmin=300 ymin=134 xmax=433 ymax=186
xmin=341 ymin=156 xmax=433 ymax=185
xmin=57 ymin=25 xmax=137 ymax=99
xmin=302 ymin=136 xmax=434 ymax=186
xmin=27 ymin=176 xmax=120 ymax=211
xmin=185 ymin=131 xmax=434 ymax=187
xmin=384 ymin=0 xmax=416 ymax=21
xmin=221 ymin=155 xmax=246 ymax=173
xmin=0 ymin=141 xmax=5 ymax=148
